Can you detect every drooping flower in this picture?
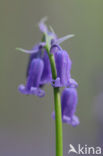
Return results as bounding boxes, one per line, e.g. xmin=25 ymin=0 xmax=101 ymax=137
xmin=17 ymin=41 xmax=52 ymax=86
xmin=18 ymin=58 xmax=45 ymax=97
xmin=26 ymin=44 xmax=43 ymax=77
xmin=52 ymin=87 xmax=79 ymax=126
xmin=61 ymin=88 xmax=79 ymax=126
xmin=51 ymin=45 xmax=78 ymax=88
xmin=40 ymin=50 xmax=52 ymax=84
xmin=26 ymin=48 xmax=52 ymax=85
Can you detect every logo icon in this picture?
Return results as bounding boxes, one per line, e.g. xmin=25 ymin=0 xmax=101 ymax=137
xmin=68 ymin=144 xmax=78 ymax=154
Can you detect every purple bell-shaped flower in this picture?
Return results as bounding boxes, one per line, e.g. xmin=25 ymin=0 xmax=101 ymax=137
xmin=40 ymin=51 xmax=52 ymax=85
xmin=61 ymin=87 xmax=79 ymax=126
xmin=19 ymin=42 xmax=52 ymax=86
xmin=26 ymin=44 xmax=43 ymax=77
xmin=52 ymin=87 xmax=79 ymax=126
xmin=18 ymin=58 xmax=45 ymax=97
xmin=51 ymin=46 xmax=78 ymax=88
xmin=26 ymin=49 xmax=52 ymax=85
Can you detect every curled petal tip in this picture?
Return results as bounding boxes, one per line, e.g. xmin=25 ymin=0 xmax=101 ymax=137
xmin=63 ymin=115 xmax=80 ymax=127
xmin=31 ymin=87 xmax=45 ymax=97
xmin=67 ymin=78 xmax=78 ymax=88
xmin=18 ymin=85 xmax=45 ymax=97
xmin=18 ymin=84 xmax=27 ymax=94
xmin=70 ymin=115 xmax=80 ymax=127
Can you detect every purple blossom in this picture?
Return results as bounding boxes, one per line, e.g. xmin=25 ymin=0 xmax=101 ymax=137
xmin=51 ymin=45 xmax=78 ymax=88
xmin=40 ymin=51 xmax=52 ymax=84
xmin=52 ymin=87 xmax=80 ymax=126
xmin=26 ymin=44 xmax=43 ymax=77
xmin=26 ymin=45 xmax=52 ymax=85
xmin=18 ymin=58 xmax=45 ymax=97
xmin=26 ymin=53 xmax=40 ymax=77
xmin=61 ymin=88 xmax=79 ymax=126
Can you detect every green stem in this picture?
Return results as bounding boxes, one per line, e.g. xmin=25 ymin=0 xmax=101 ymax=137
xmin=54 ymin=87 xmax=63 ymax=156
xmin=46 ymin=46 xmax=63 ymax=156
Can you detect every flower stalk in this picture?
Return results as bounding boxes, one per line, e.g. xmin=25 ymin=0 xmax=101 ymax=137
xmin=46 ymin=45 xmax=63 ymax=156
xmin=54 ymin=87 xmax=63 ymax=156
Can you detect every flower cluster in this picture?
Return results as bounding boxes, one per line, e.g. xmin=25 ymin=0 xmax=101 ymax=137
xmin=17 ymin=18 xmax=79 ymax=126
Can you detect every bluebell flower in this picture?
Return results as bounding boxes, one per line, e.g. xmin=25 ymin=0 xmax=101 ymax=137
xmin=26 ymin=44 xmax=43 ymax=77
xmin=18 ymin=58 xmax=45 ymax=97
xmin=61 ymin=88 xmax=79 ymax=126
xmin=18 ymin=41 xmax=52 ymax=86
xmin=52 ymin=87 xmax=80 ymax=126
xmin=51 ymin=45 xmax=78 ymax=88
xmin=40 ymin=50 xmax=52 ymax=85
xmin=26 ymin=49 xmax=52 ymax=86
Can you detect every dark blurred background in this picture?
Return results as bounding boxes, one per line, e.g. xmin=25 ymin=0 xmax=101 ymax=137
xmin=0 ymin=0 xmax=103 ymax=156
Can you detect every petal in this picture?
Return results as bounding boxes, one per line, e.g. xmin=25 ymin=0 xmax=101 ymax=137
xmin=31 ymin=87 xmax=45 ymax=97
xmin=40 ymin=51 xmax=52 ymax=84
xmin=54 ymin=50 xmax=72 ymax=87
xmin=51 ymin=112 xmax=80 ymax=127
xmin=62 ymin=115 xmax=80 ymax=127
xmin=50 ymin=44 xmax=62 ymax=53
xmin=61 ymin=88 xmax=78 ymax=117
xmin=26 ymin=58 xmax=44 ymax=89
xmin=67 ymin=78 xmax=78 ymax=88
xmin=26 ymin=43 xmax=44 ymax=77
xmin=18 ymin=85 xmax=45 ymax=97
xmin=18 ymin=84 xmax=28 ymax=94
xmin=26 ymin=53 xmax=40 ymax=77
